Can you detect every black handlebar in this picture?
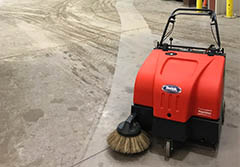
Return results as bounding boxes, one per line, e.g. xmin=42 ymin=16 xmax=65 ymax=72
xmin=171 ymin=8 xmax=214 ymax=15
xmin=171 ymin=8 xmax=217 ymax=20
xmin=159 ymin=8 xmax=221 ymax=51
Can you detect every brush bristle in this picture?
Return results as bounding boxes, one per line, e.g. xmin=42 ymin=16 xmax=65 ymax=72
xmin=107 ymin=130 xmax=150 ymax=154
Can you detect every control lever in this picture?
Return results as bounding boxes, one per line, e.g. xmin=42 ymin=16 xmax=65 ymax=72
xmin=169 ymin=37 xmax=173 ymax=48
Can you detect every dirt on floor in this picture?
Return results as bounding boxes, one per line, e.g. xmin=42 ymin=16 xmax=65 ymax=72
xmin=0 ymin=0 xmax=120 ymax=166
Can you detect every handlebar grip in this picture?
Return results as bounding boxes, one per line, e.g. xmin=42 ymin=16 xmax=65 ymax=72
xmin=171 ymin=8 xmax=213 ymax=14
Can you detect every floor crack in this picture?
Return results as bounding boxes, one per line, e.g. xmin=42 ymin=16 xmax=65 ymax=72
xmin=69 ymin=147 xmax=109 ymax=167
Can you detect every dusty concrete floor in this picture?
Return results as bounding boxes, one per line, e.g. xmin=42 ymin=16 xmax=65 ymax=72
xmin=0 ymin=0 xmax=240 ymax=167
xmin=0 ymin=0 xmax=120 ymax=166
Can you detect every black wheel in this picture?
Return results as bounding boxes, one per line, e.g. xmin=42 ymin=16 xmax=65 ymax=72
xmin=164 ymin=140 xmax=173 ymax=160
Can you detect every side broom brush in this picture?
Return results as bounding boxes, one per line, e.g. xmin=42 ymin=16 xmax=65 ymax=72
xmin=107 ymin=113 xmax=151 ymax=154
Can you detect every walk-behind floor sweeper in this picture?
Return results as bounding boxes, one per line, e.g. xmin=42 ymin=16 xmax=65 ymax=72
xmin=107 ymin=8 xmax=226 ymax=158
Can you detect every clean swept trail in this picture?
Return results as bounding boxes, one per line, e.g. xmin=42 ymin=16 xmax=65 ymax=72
xmin=77 ymin=0 xmax=158 ymax=166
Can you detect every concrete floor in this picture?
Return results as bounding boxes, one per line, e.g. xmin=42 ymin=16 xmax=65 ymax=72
xmin=0 ymin=0 xmax=239 ymax=167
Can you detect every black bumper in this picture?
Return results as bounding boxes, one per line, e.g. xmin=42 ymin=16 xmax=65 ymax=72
xmin=131 ymin=104 xmax=223 ymax=147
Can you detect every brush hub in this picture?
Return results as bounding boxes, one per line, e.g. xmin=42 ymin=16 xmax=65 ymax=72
xmin=117 ymin=121 xmax=141 ymax=137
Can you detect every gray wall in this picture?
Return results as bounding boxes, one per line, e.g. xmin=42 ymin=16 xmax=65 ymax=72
xmin=235 ymin=0 xmax=240 ymax=15
xmin=215 ymin=0 xmax=240 ymax=15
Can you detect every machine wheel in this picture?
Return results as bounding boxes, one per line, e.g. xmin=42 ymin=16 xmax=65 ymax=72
xmin=164 ymin=140 xmax=173 ymax=160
